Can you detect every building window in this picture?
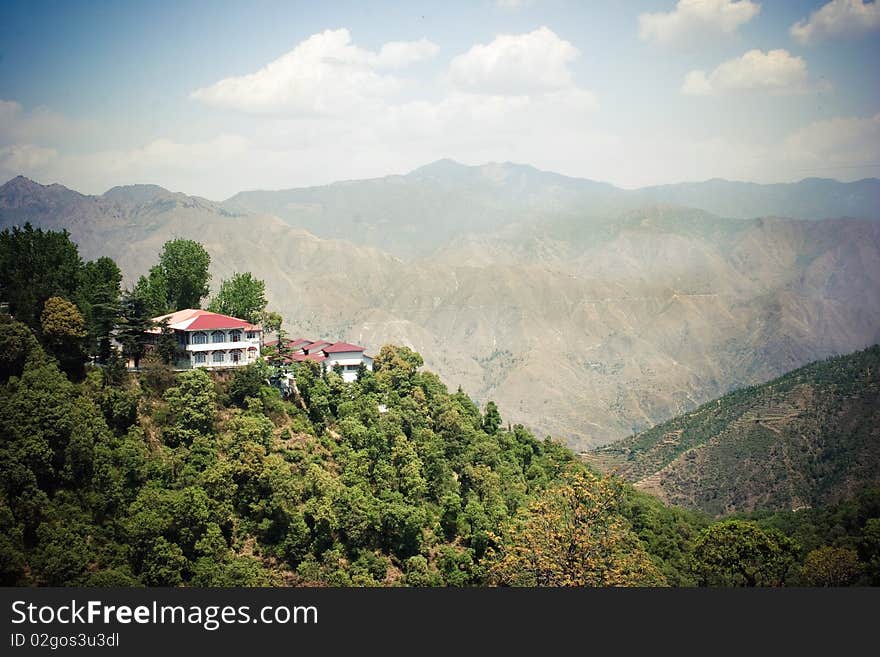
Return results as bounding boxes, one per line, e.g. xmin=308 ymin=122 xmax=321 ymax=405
xmin=213 ymin=351 xmax=225 ymax=363
xmin=246 ymin=331 xmax=257 ymax=339
xmin=230 ymin=329 xmax=242 ymax=342
xmin=211 ymin=330 xmax=225 ymax=344
xmin=230 ymin=349 xmax=242 ymax=363
xmin=194 ymin=353 xmax=206 ymax=364
xmin=192 ymin=332 xmax=208 ymax=345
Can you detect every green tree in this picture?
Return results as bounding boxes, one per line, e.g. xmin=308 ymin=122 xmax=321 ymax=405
xmin=0 ymin=315 xmax=42 ymax=381
xmin=374 ymin=345 xmax=423 ymax=393
xmin=482 ymin=401 xmax=502 ymax=435
xmin=40 ymin=296 xmax=87 ymax=378
xmin=262 ymin=311 xmax=282 ymax=343
xmin=691 ymin=520 xmax=799 ymax=587
xmin=800 ymin=546 xmax=862 ymax=587
xmin=154 ymin=319 xmax=179 ymax=365
xmin=488 ymin=470 xmax=666 ymax=587
xmin=159 ymin=239 xmax=211 ymax=311
xmin=76 ymin=256 xmax=122 ymax=363
xmin=228 ymin=361 xmax=269 ymax=407
xmin=163 ymin=369 xmax=216 ymax=446
xmin=0 ymin=224 xmax=82 ymax=331
xmin=41 ymin=296 xmax=86 ymax=342
xmin=208 ymin=272 xmax=267 ymax=323
xmin=116 ymin=293 xmax=154 ymax=369
xmin=133 ymin=266 xmax=169 ymax=317
xmin=134 ymin=239 xmax=211 ymax=313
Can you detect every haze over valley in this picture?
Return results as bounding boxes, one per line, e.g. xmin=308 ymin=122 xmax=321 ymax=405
xmin=3 ymin=161 xmax=878 ymax=449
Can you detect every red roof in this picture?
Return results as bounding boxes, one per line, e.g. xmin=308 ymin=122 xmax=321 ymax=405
xmin=265 ymin=337 xmax=311 ymax=350
xmin=302 ymin=340 xmax=330 ymax=353
xmin=151 ymin=309 xmax=260 ymax=332
xmin=185 ymin=313 xmax=259 ymax=331
xmin=292 ymin=353 xmax=327 ymax=363
xmin=323 ymin=342 xmax=366 ymax=353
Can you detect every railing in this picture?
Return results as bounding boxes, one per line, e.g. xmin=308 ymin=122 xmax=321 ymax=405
xmin=186 ymin=338 xmax=261 ymax=352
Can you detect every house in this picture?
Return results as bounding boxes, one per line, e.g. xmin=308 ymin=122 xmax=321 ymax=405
xmin=322 ymin=342 xmax=375 ymax=382
xmin=265 ymin=337 xmax=374 ymax=382
xmin=150 ymin=309 xmax=263 ymax=369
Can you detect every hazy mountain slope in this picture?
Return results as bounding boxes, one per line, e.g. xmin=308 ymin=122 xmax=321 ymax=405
xmin=223 ymin=161 xmax=879 ymax=259
xmin=222 ymin=160 xmax=625 ymax=258
xmin=584 ymin=346 xmax=880 ymax=516
xmin=2 ymin=174 xmax=879 ymax=450
xmin=634 ymin=177 xmax=880 ymax=222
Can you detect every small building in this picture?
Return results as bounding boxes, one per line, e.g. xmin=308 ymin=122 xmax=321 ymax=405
xmin=322 ymin=342 xmax=374 ymax=382
xmin=150 ymin=309 xmax=263 ymax=369
xmin=266 ymin=337 xmax=374 ymax=382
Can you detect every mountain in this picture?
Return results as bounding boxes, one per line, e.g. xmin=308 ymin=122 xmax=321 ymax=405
xmin=633 ymin=177 xmax=880 ymax=223
xmin=584 ymin=346 xmax=880 ymax=516
xmin=222 ymin=160 xmax=624 ymax=258
xmin=2 ymin=169 xmax=880 ymax=450
xmin=223 ymin=160 xmax=880 ymax=258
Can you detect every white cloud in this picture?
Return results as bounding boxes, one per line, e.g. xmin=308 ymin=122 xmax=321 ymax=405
xmin=791 ymin=0 xmax=880 ymax=44
xmin=639 ymin=0 xmax=761 ymax=47
xmin=681 ymin=49 xmax=812 ymax=95
xmin=495 ymin=0 xmax=535 ymax=8
xmin=781 ymin=112 xmax=880 ymax=174
xmin=375 ymin=38 xmax=439 ymax=69
xmin=190 ymin=29 xmax=437 ymax=115
xmin=0 ymin=99 xmax=78 ymax=143
xmin=0 ymin=143 xmax=58 ymax=175
xmin=5 ymin=22 xmax=875 ymax=200
xmin=447 ymin=27 xmax=581 ymax=95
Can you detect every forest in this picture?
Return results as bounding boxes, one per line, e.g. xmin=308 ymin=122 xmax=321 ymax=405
xmin=1 ymin=224 xmax=879 ymax=587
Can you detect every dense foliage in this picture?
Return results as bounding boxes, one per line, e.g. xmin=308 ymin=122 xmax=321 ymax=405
xmin=133 ymin=239 xmax=211 ymax=315
xmin=3 ymin=313 xmax=877 ymax=587
xmin=0 ymin=224 xmax=122 ymax=366
xmin=2 ymin=228 xmax=878 ymax=587
xmin=207 ymin=272 xmax=267 ymax=324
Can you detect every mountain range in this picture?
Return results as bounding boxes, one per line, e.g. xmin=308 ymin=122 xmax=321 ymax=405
xmin=2 ymin=162 xmax=879 ymax=449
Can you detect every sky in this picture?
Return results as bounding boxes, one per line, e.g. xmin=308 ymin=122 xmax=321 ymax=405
xmin=0 ymin=0 xmax=878 ymax=199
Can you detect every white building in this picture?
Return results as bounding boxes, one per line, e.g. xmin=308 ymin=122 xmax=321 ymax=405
xmin=322 ymin=342 xmax=375 ymax=382
xmin=150 ymin=309 xmax=263 ymax=369
xmin=266 ymin=338 xmax=374 ymax=382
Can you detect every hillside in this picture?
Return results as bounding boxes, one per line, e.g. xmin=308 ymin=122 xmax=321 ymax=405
xmin=585 ymin=346 xmax=880 ymax=516
xmin=2 ymin=170 xmax=880 ymax=449
xmin=0 ymin=313 xmax=683 ymax=587
xmin=3 ymin=227 xmax=880 ymax=587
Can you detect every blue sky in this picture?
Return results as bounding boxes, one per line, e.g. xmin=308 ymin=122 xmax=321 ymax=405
xmin=1 ymin=0 xmax=878 ymax=198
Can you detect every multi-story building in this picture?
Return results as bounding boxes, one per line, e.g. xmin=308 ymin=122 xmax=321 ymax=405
xmin=150 ymin=309 xmax=263 ymax=369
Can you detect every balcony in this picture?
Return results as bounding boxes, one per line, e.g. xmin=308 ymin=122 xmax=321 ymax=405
xmin=186 ymin=338 xmax=261 ymax=352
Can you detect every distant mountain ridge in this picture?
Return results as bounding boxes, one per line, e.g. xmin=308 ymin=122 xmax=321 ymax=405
xmin=4 ymin=163 xmax=877 ymax=260
xmin=221 ymin=160 xmax=879 ymax=257
xmin=2 ymin=166 xmax=879 ymax=450
xmin=584 ymin=346 xmax=880 ymax=516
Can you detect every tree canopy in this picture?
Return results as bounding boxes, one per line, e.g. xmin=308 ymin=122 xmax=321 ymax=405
xmin=207 ymin=272 xmax=267 ymax=323
xmin=0 ymin=224 xmax=82 ymax=331
xmin=134 ymin=239 xmax=211 ymax=314
xmin=488 ymin=470 xmax=666 ymax=586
